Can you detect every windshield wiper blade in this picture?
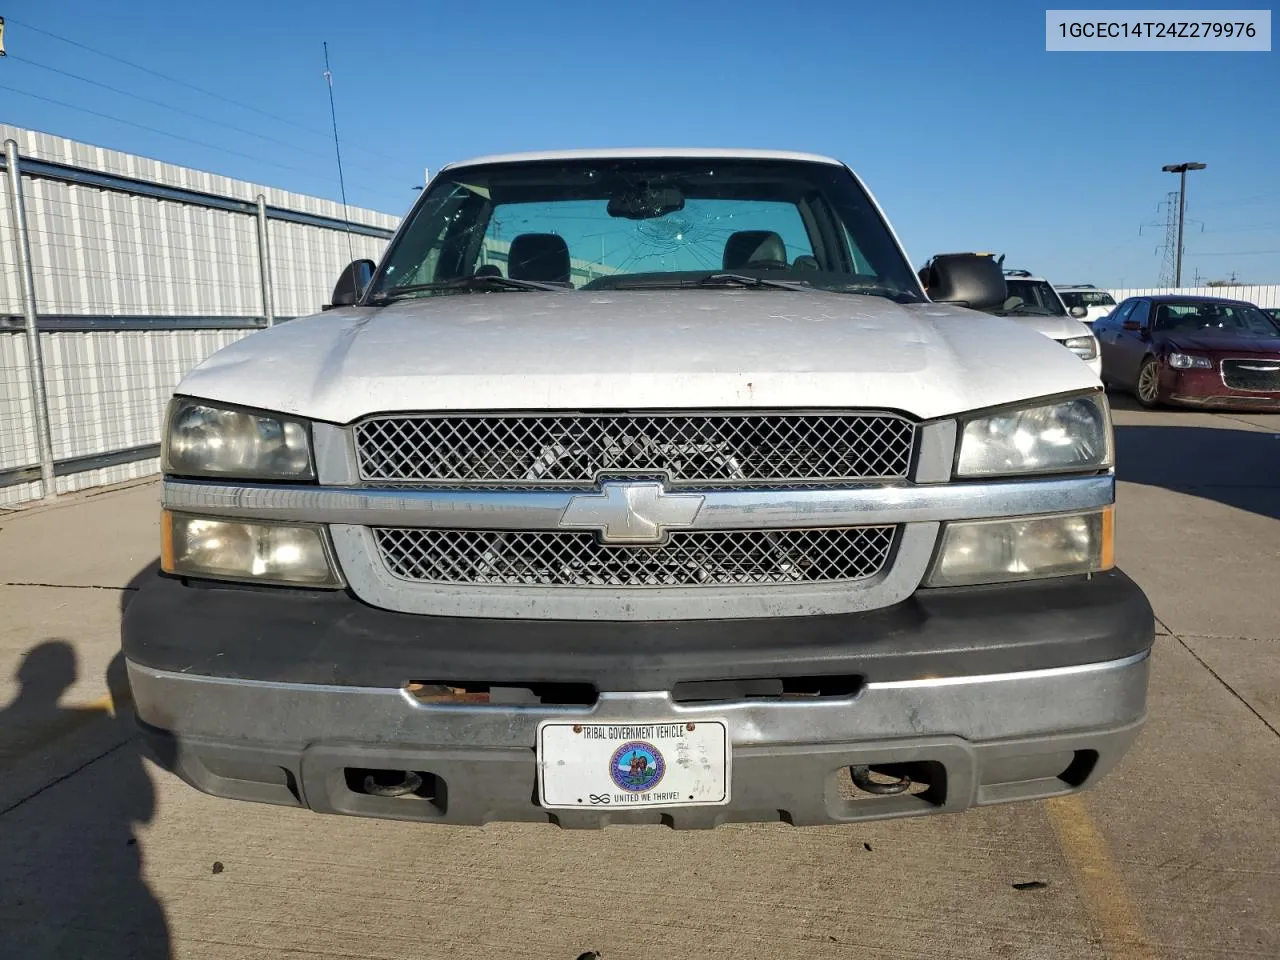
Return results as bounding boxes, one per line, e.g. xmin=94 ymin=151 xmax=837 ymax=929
xmin=370 ymin=274 xmax=564 ymax=303
xmin=829 ymin=283 xmax=922 ymax=303
xmin=695 ymin=273 xmax=808 ymax=291
xmin=606 ymin=273 xmax=808 ymax=292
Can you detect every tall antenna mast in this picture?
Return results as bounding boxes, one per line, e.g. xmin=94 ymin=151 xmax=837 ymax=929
xmin=322 ymin=41 xmax=355 ymax=264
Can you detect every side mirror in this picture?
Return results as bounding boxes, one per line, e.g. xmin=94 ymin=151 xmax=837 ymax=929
xmin=1122 ymin=319 xmax=1144 ymax=332
xmin=1069 ymin=305 xmax=1088 ymax=319
xmin=923 ymin=253 xmax=1007 ymax=312
xmin=330 ymin=259 xmax=377 ymax=308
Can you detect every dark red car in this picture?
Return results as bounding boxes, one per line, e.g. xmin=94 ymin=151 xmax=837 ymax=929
xmin=1095 ymin=295 xmax=1280 ymax=409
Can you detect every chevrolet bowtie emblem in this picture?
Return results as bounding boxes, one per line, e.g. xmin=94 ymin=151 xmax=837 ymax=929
xmin=559 ymin=482 xmax=705 ymax=544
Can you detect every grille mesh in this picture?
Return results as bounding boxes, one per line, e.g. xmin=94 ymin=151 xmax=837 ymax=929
xmin=1221 ymin=359 xmax=1280 ymax=392
xmin=355 ymin=413 xmax=914 ymax=487
xmin=374 ymin=527 xmax=896 ymax=587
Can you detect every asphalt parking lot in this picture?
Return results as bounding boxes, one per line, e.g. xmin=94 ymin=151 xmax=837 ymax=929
xmin=1 ymin=397 xmax=1278 ymax=960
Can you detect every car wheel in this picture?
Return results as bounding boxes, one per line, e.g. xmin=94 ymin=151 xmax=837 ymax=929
xmin=1136 ymin=357 xmax=1162 ymax=408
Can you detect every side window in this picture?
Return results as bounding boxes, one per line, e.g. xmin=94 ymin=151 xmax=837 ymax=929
xmin=1109 ymin=300 xmax=1136 ymax=326
xmin=380 ymin=185 xmax=485 ymax=288
xmin=837 ymin=219 xmax=872 ymax=274
xmin=1128 ymin=301 xmax=1151 ymax=327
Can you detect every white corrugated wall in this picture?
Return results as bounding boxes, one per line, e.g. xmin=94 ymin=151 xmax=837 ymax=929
xmin=0 ymin=123 xmax=397 ymax=317
xmin=0 ymin=125 xmax=400 ymax=507
xmin=1106 ymin=285 xmax=1280 ymax=308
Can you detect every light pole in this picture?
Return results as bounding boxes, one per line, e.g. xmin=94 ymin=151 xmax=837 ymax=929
xmin=1161 ymin=162 xmax=1206 ymax=287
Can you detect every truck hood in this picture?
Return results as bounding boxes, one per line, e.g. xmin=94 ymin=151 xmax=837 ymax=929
xmin=178 ymin=289 xmax=1101 ymax=423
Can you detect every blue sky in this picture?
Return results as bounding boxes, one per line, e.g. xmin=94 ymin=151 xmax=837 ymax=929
xmin=2 ymin=0 xmax=1277 ymax=287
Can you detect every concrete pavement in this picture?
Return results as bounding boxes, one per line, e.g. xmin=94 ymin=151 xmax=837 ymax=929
xmin=1 ymin=403 xmax=1278 ymax=960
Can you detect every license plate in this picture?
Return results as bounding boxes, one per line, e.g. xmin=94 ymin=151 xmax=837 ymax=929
xmin=537 ymin=720 xmax=730 ymax=809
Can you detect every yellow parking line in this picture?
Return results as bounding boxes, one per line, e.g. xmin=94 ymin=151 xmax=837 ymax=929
xmin=1046 ymin=794 xmax=1159 ymax=960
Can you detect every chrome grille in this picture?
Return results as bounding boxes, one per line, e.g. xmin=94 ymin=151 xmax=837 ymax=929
xmin=1222 ymin=358 xmax=1280 ymax=392
xmin=354 ymin=413 xmax=915 ymax=487
xmin=374 ymin=526 xmax=896 ymax=587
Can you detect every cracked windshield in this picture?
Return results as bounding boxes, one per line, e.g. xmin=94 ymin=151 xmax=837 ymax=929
xmin=372 ymin=159 xmax=921 ymax=301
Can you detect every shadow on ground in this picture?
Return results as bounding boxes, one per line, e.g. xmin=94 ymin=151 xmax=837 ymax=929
xmin=0 ymin=564 xmax=172 ymax=959
xmin=1115 ymin=423 xmax=1280 ymax=521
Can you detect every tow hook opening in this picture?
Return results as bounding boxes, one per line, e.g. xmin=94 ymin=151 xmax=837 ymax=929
xmin=404 ymin=681 xmax=598 ymax=707
xmin=841 ymin=761 xmax=946 ymax=805
xmin=344 ymin=767 xmax=442 ymax=803
xmin=671 ymin=674 xmax=864 ymax=704
xmin=849 ymin=764 xmax=911 ymax=795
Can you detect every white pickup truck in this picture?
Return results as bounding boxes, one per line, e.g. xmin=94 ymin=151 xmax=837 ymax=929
xmin=124 ymin=149 xmax=1153 ymax=828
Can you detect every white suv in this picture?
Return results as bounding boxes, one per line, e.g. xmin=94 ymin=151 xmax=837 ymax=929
xmin=1002 ymin=271 xmax=1101 ymax=377
xmin=1057 ymin=285 xmax=1118 ymax=325
xmin=923 ymin=265 xmax=1101 ymax=378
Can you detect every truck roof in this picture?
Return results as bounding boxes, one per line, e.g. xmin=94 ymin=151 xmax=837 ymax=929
xmin=442 ymin=148 xmax=847 ymax=171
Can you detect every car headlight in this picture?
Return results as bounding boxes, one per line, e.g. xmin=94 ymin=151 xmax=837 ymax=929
xmin=955 ymin=393 xmax=1113 ymax=477
xmin=1061 ymin=335 xmax=1098 ymax=361
xmin=1167 ymin=352 xmax=1213 ymax=370
xmin=161 ymin=512 xmax=342 ymax=586
xmin=162 ymin=399 xmax=314 ymax=480
xmin=925 ymin=508 xmax=1114 ymax=587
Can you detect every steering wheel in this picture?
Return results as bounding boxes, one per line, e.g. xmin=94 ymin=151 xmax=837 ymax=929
xmin=741 ymin=259 xmax=791 ymax=271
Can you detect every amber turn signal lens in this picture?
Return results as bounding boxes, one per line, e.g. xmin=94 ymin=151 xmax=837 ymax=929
xmin=1100 ymin=505 xmax=1115 ymax=571
xmin=160 ymin=509 xmax=175 ymax=574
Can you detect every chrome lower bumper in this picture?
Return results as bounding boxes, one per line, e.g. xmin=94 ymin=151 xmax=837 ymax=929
xmin=126 ymin=651 xmax=1150 ymax=827
xmin=128 ymin=651 xmax=1149 ymax=749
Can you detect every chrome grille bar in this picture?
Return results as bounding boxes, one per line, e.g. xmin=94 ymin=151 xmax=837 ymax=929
xmin=162 ymin=474 xmax=1115 ymax=530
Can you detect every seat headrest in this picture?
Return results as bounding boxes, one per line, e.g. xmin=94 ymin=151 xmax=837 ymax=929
xmin=723 ymin=231 xmax=787 ymax=270
xmin=508 ymin=233 xmax=570 ymax=284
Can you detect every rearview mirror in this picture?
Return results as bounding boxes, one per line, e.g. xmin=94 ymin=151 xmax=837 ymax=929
xmin=607 ymin=182 xmax=685 ymax=220
xmin=922 ymin=253 xmax=1007 ymax=312
xmin=1069 ymin=305 xmax=1088 ymax=319
xmin=330 ymin=259 xmax=377 ymax=308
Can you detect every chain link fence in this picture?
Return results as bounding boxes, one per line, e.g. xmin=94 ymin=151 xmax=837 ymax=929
xmin=0 ymin=126 xmax=398 ymax=507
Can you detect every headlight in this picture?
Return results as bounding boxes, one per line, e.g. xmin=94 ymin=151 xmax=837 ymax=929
xmin=161 ymin=512 xmax=341 ymax=586
xmin=956 ymin=393 xmax=1112 ymax=478
xmin=1167 ymin=352 xmax=1213 ymax=370
xmin=163 ymin=399 xmax=314 ymax=480
xmin=1061 ymin=335 xmax=1098 ymax=361
xmin=925 ymin=508 xmax=1113 ymax=587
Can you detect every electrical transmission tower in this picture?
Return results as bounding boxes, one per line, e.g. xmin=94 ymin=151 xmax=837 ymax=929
xmin=1157 ymin=191 xmax=1179 ymax=287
